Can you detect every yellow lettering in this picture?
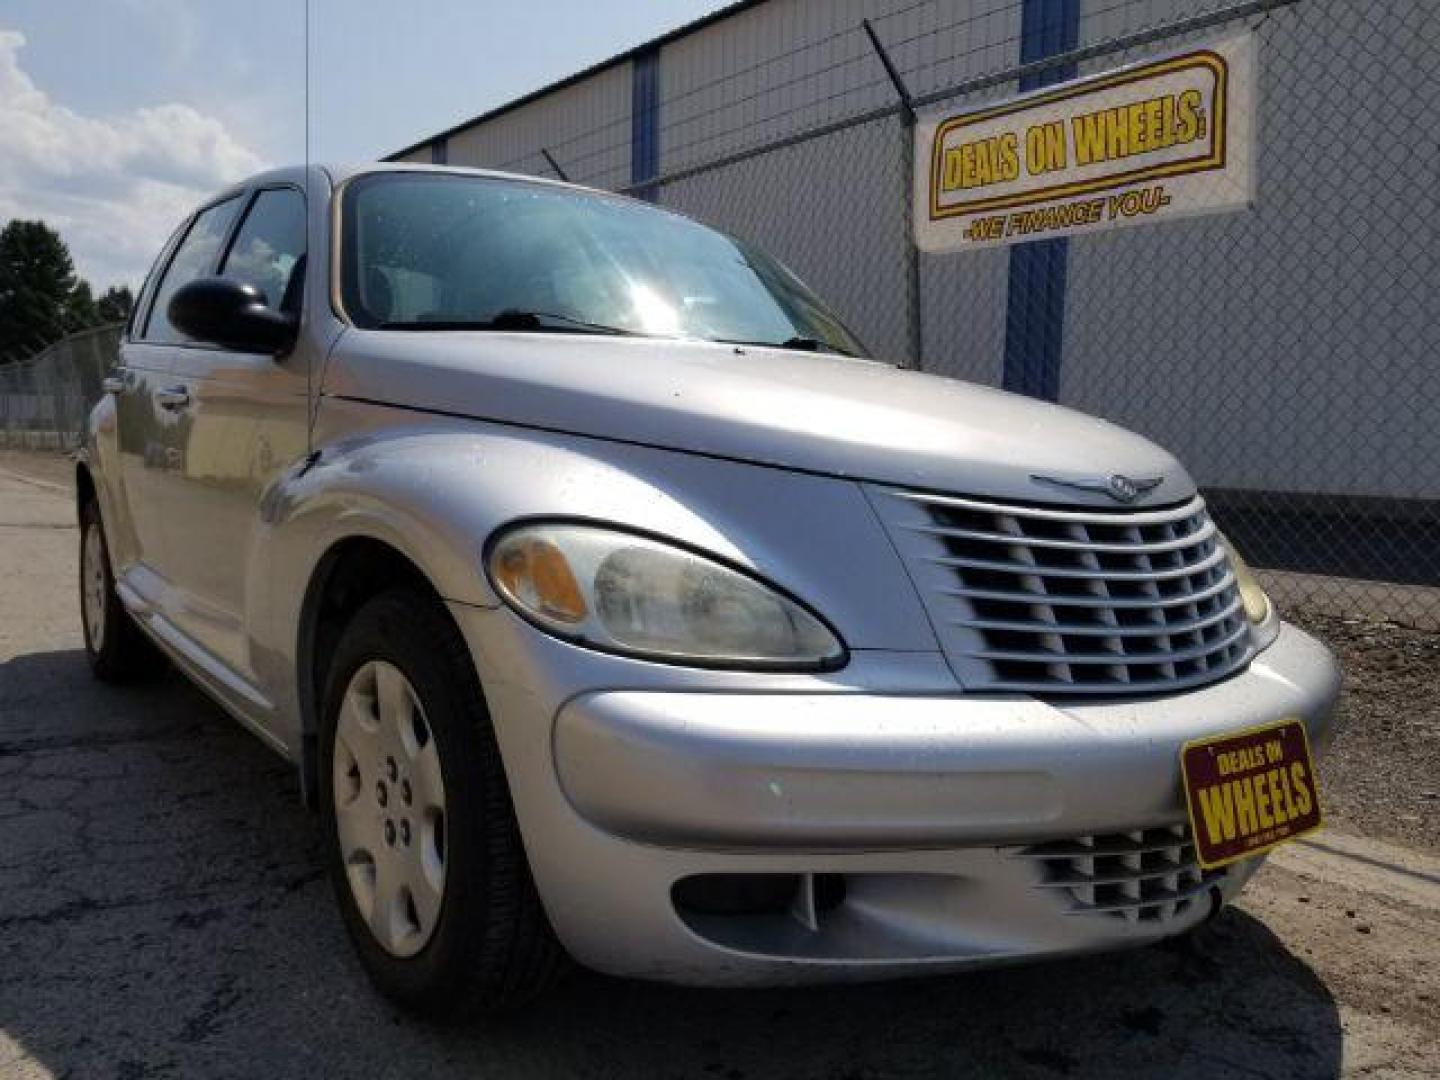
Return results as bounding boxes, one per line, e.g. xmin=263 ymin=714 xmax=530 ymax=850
xmin=1155 ymin=95 xmax=1174 ymax=149
xmin=998 ymin=132 xmax=1020 ymax=182
xmin=1267 ymin=769 xmax=1290 ymax=826
xmin=1290 ymin=761 xmax=1313 ymax=817
xmin=1069 ymin=92 xmax=1205 ymax=167
xmin=1276 ymin=764 xmax=1298 ymax=822
xmin=969 ymin=142 xmax=989 ymax=186
xmin=1233 ymin=778 xmax=1257 ymax=835
xmin=1106 ymin=112 xmax=1130 ymax=160
xmin=943 ymin=148 xmax=965 ymax=191
xmin=1072 ymin=111 xmax=1106 ymax=166
xmin=1255 ymin=773 xmax=1274 ymax=829
xmin=1197 ymin=784 xmax=1237 ymax=845
xmin=1127 ymin=101 xmax=1148 ymax=153
xmin=1025 ymin=122 xmax=1066 ymax=175
xmin=1176 ymin=89 xmax=1201 ymax=142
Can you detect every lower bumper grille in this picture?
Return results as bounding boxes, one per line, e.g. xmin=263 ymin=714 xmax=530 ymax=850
xmin=1019 ymin=824 xmax=1225 ymax=924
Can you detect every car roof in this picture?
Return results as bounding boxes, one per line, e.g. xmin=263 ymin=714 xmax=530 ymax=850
xmin=202 ymin=162 xmax=598 ymax=212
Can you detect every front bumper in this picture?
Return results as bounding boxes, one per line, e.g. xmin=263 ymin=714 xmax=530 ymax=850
xmin=459 ymin=610 xmax=1340 ymax=986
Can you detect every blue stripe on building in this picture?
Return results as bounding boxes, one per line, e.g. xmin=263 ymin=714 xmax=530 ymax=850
xmin=1001 ymin=0 xmax=1080 ymax=401
xmin=631 ymin=47 xmax=660 ymax=200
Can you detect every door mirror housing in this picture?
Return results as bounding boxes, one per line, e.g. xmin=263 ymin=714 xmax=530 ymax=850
xmin=167 ymin=277 xmax=298 ymax=355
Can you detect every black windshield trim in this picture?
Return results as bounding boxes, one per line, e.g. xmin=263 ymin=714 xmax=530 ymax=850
xmin=714 ymin=335 xmax=858 ymax=358
xmin=376 ymin=309 xmax=645 ymax=337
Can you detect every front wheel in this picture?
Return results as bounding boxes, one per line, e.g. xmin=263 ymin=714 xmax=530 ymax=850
xmin=319 ymin=589 xmax=565 ymax=1015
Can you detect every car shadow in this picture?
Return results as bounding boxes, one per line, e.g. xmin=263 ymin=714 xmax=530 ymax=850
xmin=0 ymin=648 xmax=1342 ymax=1079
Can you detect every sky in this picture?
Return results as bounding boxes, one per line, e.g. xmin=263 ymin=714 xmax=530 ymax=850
xmin=0 ymin=0 xmax=730 ymax=291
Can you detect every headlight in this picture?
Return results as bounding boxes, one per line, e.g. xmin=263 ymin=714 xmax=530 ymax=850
xmin=486 ymin=523 xmax=845 ymax=669
xmin=1218 ymin=533 xmax=1278 ymax=648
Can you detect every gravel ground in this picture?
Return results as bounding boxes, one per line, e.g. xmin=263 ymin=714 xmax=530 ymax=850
xmin=1288 ymin=610 xmax=1440 ymax=853
xmin=2 ymin=450 xmax=1437 ymax=1078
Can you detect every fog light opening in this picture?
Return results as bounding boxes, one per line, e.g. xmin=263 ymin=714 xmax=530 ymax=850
xmin=672 ymin=873 xmax=801 ymax=917
xmin=672 ymin=872 xmax=848 ymax=930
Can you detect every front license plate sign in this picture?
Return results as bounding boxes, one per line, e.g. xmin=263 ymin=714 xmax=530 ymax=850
xmin=1181 ymin=719 xmax=1322 ymax=869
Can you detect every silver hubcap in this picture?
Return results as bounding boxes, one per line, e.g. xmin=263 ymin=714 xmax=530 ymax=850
xmin=332 ymin=660 xmax=447 ymax=958
xmin=82 ymin=522 xmax=107 ymax=652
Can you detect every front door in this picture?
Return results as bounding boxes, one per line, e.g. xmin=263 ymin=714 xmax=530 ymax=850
xmin=114 ymin=194 xmax=245 ymax=611
xmin=163 ymin=186 xmax=310 ymax=680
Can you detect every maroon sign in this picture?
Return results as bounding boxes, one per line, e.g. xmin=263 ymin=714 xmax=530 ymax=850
xmin=1181 ymin=719 xmax=1322 ymax=869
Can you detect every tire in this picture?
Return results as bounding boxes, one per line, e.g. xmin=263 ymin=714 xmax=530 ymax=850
xmin=79 ymin=497 xmax=166 ymax=683
xmin=319 ymin=588 xmax=566 ymax=1016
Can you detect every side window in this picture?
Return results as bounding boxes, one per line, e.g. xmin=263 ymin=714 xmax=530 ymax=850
xmin=220 ymin=188 xmax=307 ymax=315
xmin=143 ymin=196 xmax=243 ymax=343
xmin=127 ymin=218 xmax=187 ymax=339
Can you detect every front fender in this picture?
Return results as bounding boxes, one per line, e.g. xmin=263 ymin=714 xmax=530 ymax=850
xmin=250 ymin=412 xmax=941 ymax=750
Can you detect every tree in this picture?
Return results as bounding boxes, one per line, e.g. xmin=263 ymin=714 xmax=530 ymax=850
xmin=66 ymin=279 xmax=98 ymax=334
xmin=96 ymin=285 xmax=134 ymax=326
xmin=0 ymin=219 xmax=79 ymax=363
xmin=0 ymin=220 xmax=131 ymax=364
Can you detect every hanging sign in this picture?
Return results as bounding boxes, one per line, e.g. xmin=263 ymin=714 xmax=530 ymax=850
xmin=915 ymin=32 xmax=1256 ymax=252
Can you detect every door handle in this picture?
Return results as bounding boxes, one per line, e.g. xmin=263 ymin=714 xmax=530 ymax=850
xmin=156 ymin=385 xmax=191 ymax=410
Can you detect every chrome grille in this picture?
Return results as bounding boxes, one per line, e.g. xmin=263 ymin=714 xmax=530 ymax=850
xmin=867 ymin=486 xmax=1253 ymax=694
xmin=1019 ymin=824 xmax=1225 ymax=924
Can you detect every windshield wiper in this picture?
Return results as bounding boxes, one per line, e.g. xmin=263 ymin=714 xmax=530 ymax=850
xmin=377 ymin=309 xmax=640 ymax=336
xmin=719 ymin=335 xmax=856 ymax=357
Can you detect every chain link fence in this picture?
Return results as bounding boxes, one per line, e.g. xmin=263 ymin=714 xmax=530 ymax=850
xmin=0 ymin=324 xmax=120 ymax=453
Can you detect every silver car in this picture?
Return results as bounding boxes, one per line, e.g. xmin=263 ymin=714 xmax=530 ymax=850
xmin=78 ymin=164 xmax=1341 ymax=1015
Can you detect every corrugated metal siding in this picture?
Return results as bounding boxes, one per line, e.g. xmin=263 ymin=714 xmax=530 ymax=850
xmin=445 ymin=63 xmax=632 ymax=188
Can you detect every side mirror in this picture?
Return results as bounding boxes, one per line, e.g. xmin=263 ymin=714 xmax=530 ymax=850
xmin=168 ymin=277 xmax=297 ymax=355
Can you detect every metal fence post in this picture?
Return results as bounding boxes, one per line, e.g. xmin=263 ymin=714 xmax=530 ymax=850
xmin=540 ymin=147 xmax=571 ymax=183
xmin=862 ymin=18 xmax=923 ymax=371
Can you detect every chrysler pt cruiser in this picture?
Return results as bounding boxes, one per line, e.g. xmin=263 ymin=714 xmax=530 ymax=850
xmin=77 ymin=164 xmax=1341 ymax=1015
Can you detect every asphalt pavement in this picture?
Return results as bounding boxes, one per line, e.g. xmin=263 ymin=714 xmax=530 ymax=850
xmin=1 ymin=463 xmax=1436 ymax=1079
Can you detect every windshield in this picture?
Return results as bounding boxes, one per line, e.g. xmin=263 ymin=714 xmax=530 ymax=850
xmin=339 ymin=172 xmax=866 ymax=356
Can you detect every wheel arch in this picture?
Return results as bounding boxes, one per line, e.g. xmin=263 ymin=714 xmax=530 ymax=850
xmin=75 ymin=459 xmax=96 ymax=520
xmin=295 ymin=535 xmax=445 ymax=809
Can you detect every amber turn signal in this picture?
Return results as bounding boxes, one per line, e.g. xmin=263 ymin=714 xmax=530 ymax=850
xmin=492 ymin=535 xmax=588 ymax=624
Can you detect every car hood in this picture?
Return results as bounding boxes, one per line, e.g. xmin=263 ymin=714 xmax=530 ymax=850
xmin=328 ymin=331 xmax=1194 ymax=505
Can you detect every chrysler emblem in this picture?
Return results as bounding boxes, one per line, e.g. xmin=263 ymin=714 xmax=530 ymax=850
xmin=1031 ymin=472 xmax=1163 ymax=504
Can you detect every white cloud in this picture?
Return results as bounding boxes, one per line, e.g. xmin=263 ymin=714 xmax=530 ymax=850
xmin=0 ymin=27 xmax=267 ymax=288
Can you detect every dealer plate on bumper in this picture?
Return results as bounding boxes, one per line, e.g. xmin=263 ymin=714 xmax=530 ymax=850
xmin=1181 ymin=718 xmax=1322 ymax=869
